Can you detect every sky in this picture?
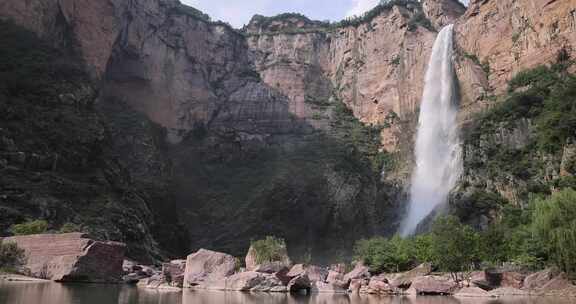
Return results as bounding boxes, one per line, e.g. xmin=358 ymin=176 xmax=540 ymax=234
xmin=182 ymin=0 xmax=470 ymax=28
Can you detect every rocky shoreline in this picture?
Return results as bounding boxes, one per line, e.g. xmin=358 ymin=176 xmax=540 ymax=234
xmin=2 ymin=233 xmax=575 ymax=299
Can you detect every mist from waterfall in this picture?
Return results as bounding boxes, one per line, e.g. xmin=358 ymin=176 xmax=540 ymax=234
xmin=400 ymin=24 xmax=462 ymax=236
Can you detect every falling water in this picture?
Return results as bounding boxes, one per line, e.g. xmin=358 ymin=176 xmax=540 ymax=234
xmin=400 ymin=24 xmax=462 ymax=236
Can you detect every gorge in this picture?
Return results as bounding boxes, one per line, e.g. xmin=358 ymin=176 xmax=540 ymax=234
xmin=0 ymin=0 xmax=575 ymax=268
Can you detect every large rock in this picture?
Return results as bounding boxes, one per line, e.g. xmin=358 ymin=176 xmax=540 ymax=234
xmin=306 ymin=265 xmax=328 ymax=282
xmin=454 ymin=287 xmax=491 ymax=298
xmin=184 ymin=249 xmax=237 ymax=287
xmin=287 ymin=274 xmax=311 ymax=293
xmin=343 ymin=262 xmax=370 ymax=282
xmin=310 ymin=281 xmax=347 ymax=294
xmin=162 ymin=259 xmax=186 ymax=288
xmin=389 ymin=263 xmax=432 ymax=289
xmin=488 ymin=287 xmax=529 ymax=297
xmin=523 ymin=268 xmax=562 ymax=291
xmin=411 ymin=275 xmax=458 ymax=295
xmin=2 ymin=233 xmax=125 ymax=283
xmin=361 ymin=275 xmax=394 ymax=295
xmin=482 ymin=269 xmax=525 ymax=289
xmin=245 ymin=245 xmax=291 ymax=273
xmin=212 ymin=271 xmax=285 ymax=292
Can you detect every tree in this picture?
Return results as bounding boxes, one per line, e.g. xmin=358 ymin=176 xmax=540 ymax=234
xmin=250 ymin=236 xmax=288 ymax=265
xmin=430 ymin=216 xmax=480 ymax=285
xmin=10 ymin=220 xmax=48 ymax=235
xmin=0 ymin=241 xmax=26 ymax=272
xmin=532 ymin=189 xmax=576 ymax=275
xmin=354 ymin=235 xmax=414 ymax=273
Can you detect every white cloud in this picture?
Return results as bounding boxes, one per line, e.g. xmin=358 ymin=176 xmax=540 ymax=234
xmin=345 ymin=0 xmax=380 ymax=18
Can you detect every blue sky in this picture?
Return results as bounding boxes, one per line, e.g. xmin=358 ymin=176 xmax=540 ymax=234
xmin=182 ymin=0 xmax=470 ymax=28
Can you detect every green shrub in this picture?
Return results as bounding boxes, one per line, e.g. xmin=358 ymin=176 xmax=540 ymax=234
xmin=58 ymin=223 xmax=82 ymax=234
xmin=250 ymin=236 xmax=288 ymax=264
xmin=354 ymin=235 xmax=413 ymax=273
xmin=10 ymin=220 xmax=48 ymax=235
xmin=430 ymin=216 xmax=481 ymax=284
xmin=533 ymin=189 xmax=576 ymax=275
xmin=0 ymin=241 xmax=26 ymax=272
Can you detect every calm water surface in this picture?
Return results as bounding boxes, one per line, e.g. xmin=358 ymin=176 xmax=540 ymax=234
xmin=0 ymin=282 xmax=572 ymax=304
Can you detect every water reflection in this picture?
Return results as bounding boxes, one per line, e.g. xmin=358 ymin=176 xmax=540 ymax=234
xmin=0 ymin=282 xmax=572 ymax=304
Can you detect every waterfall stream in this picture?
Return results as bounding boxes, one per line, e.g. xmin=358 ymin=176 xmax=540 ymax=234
xmin=400 ymin=24 xmax=462 ymax=236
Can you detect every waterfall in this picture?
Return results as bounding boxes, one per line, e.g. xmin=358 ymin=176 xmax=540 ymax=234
xmin=400 ymin=24 xmax=462 ymax=236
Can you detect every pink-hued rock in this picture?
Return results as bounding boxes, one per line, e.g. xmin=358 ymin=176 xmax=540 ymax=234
xmin=305 ymin=265 xmax=328 ymax=282
xmin=389 ymin=263 xmax=432 ymax=289
xmin=245 ymin=245 xmax=291 ymax=273
xmin=310 ymin=281 xmax=348 ymax=294
xmin=540 ymin=274 xmax=574 ymax=292
xmin=501 ymin=271 xmax=525 ymax=289
xmin=523 ymin=268 xmax=562 ymax=291
xmin=162 ymin=259 xmax=186 ymax=287
xmin=361 ymin=275 xmax=394 ymax=295
xmin=411 ymin=275 xmax=459 ymax=295
xmin=488 ymin=287 xmax=529 ymax=297
xmin=183 ymin=249 xmax=237 ymax=287
xmin=287 ymin=274 xmax=311 ymax=292
xmin=327 ymin=270 xmax=345 ymax=283
xmin=343 ymin=262 xmax=370 ymax=282
xmin=286 ymin=264 xmax=306 ymax=278
xmin=2 ymin=233 xmax=125 ymax=283
xmin=455 ymin=287 xmax=491 ymax=298
xmin=211 ymin=271 xmax=285 ymax=292
xmin=348 ymin=278 xmax=367 ymax=294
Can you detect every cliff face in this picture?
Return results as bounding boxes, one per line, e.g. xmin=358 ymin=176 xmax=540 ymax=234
xmin=1 ymin=0 xmax=575 ymax=261
xmin=455 ymin=0 xmax=576 ymax=119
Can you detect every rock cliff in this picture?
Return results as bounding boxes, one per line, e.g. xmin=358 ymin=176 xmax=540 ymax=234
xmin=0 ymin=0 xmax=575 ymax=261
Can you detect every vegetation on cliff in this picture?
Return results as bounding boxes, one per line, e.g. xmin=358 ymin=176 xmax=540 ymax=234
xmin=250 ymin=236 xmax=288 ymax=265
xmin=0 ymin=241 xmax=25 ymax=273
xmin=0 ymin=21 xmax=189 ymax=262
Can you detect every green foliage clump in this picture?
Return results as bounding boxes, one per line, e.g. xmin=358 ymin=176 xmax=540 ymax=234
xmin=332 ymin=0 xmax=423 ymax=28
xmin=533 ymin=189 xmax=576 ymax=275
xmin=430 ymin=216 xmax=480 ymax=283
xmin=0 ymin=241 xmax=26 ymax=273
xmin=169 ymin=4 xmax=211 ymax=21
xmin=251 ymin=236 xmax=288 ymax=264
xmin=407 ymin=12 xmax=434 ymax=32
xmin=331 ymin=99 xmax=393 ymax=176
xmin=10 ymin=220 xmax=48 ymax=236
xmin=354 ymin=235 xmax=413 ymax=273
xmin=466 ymin=63 xmax=576 ymax=174
xmin=58 ymin=223 xmax=82 ymax=234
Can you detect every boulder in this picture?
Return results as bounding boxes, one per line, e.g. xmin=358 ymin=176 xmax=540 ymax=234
xmin=2 ymin=233 xmax=125 ymax=283
xmin=162 ymin=259 xmax=186 ymax=287
xmin=305 ymin=265 xmax=328 ymax=282
xmin=343 ymin=262 xmax=370 ymax=282
xmin=411 ymin=275 xmax=458 ymax=295
xmin=327 ymin=270 xmax=344 ymax=283
xmin=454 ymin=287 xmax=491 ymax=298
xmin=361 ymin=275 xmax=394 ymax=295
xmin=287 ymin=274 xmax=311 ymax=293
xmin=348 ymin=278 xmax=367 ymax=293
xmin=484 ymin=269 xmax=525 ymax=289
xmin=523 ymin=268 xmax=561 ymax=290
xmin=286 ymin=264 xmax=306 ymax=278
xmin=488 ymin=287 xmax=529 ymax=297
xmin=245 ymin=244 xmax=291 ymax=272
xmin=389 ymin=263 xmax=432 ymax=289
xmin=540 ymin=274 xmax=574 ymax=292
xmin=310 ymin=281 xmax=347 ymax=294
xmin=214 ymin=271 xmax=286 ymax=292
xmin=274 ymin=267 xmax=292 ymax=285
xmin=183 ymin=249 xmax=237 ymax=287
xmin=137 ymin=274 xmax=181 ymax=291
